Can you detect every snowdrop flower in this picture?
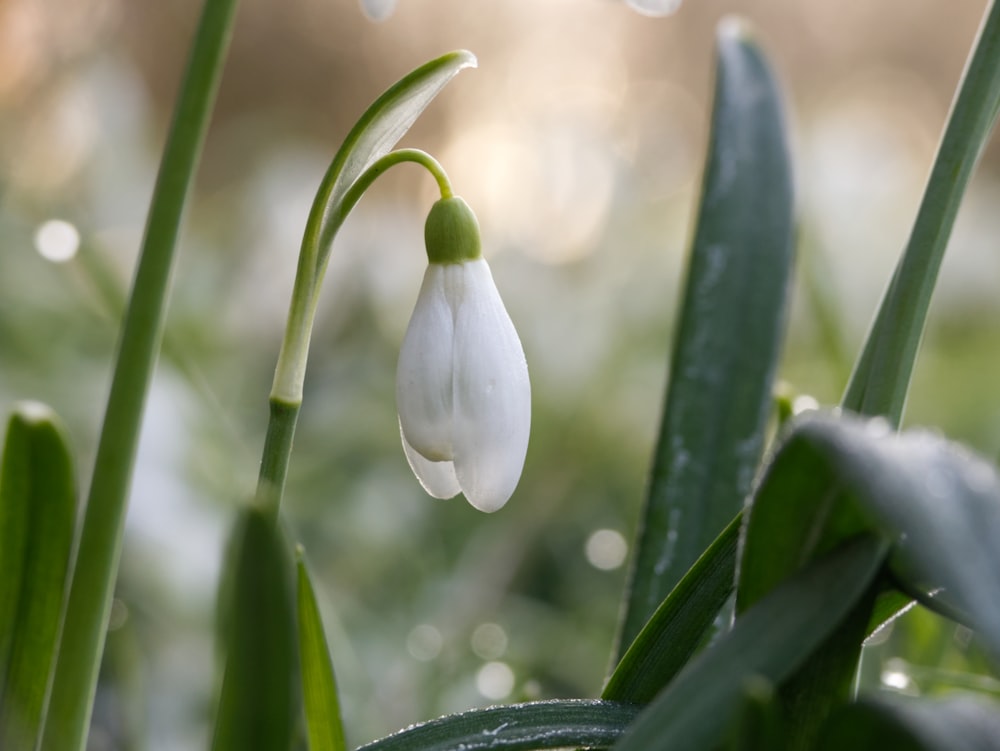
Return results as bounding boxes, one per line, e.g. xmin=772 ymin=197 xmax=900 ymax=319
xmin=397 ymin=197 xmax=530 ymax=512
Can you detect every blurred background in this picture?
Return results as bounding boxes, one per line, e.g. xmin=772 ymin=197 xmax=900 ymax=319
xmin=3 ymin=0 xmax=1000 ymax=748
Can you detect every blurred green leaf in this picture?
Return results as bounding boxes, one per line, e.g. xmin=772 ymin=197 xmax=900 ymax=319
xmin=211 ymin=508 xmax=297 ymax=751
xmin=0 ymin=403 xmax=76 ymax=751
xmin=613 ymin=536 xmax=887 ymax=751
xmin=603 ymin=512 xmax=739 ymax=703
xmin=842 ymin=0 xmax=1000 ymax=424
xmin=297 ymin=552 xmax=346 ymax=751
xmin=819 ymin=696 xmax=1000 ymax=750
xmin=356 ymin=700 xmax=639 ymax=751
xmin=40 ymin=0 xmax=240 ymax=746
xmin=721 ymin=676 xmax=785 ymax=751
xmin=616 ymin=17 xmax=794 ymax=657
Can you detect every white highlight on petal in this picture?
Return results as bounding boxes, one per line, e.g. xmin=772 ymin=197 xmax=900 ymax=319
xmin=397 ymin=265 xmax=455 ymax=461
xmin=451 ymin=260 xmax=530 ymax=512
xmin=400 ymin=423 xmax=461 ymax=499
xmin=396 ymin=258 xmax=530 ymax=512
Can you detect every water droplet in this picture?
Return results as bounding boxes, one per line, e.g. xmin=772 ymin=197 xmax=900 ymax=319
xmin=360 ymin=0 xmax=397 ymax=21
xmin=625 ymin=0 xmax=683 ymax=17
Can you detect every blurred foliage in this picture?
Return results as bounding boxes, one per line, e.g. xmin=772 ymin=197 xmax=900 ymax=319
xmin=2 ymin=0 xmax=1000 ymax=748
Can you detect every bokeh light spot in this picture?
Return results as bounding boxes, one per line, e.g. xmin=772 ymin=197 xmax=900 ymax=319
xmin=406 ymin=623 xmax=443 ymax=661
xmin=476 ymin=661 xmax=515 ymax=700
xmin=471 ymin=622 xmax=508 ymax=660
xmin=34 ymin=218 xmax=79 ymax=262
xmin=585 ymin=528 xmax=628 ymax=571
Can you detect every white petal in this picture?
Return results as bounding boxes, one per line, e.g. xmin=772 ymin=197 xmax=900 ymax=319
xmin=451 ymin=259 xmax=531 ymax=512
xmin=397 ymin=265 xmax=454 ymax=461
xmin=400 ymin=422 xmax=461 ymax=499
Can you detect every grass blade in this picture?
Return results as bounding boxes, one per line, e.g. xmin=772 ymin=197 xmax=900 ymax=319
xmin=297 ymin=552 xmax=346 ymax=751
xmin=842 ymin=0 xmax=1000 ymax=423
xmin=211 ymin=509 xmax=297 ymax=751
xmin=356 ymin=700 xmax=639 ymax=751
xmin=616 ymin=16 xmax=794 ymax=658
xmin=613 ymin=536 xmax=887 ymax=751
xmin=39 ymin=0 xmax=240 ymax=747
xmin=0 ymin=403 xmax=76 ymax=751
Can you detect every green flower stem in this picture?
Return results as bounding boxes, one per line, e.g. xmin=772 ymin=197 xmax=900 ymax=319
xmin=256 ymin=398 xmax=300 ymax=523
xmin=262 ymin=149 xmax=452 ymax=519
xmin=39 ymin=0 xmax=239 ymax=748
xmin=270 ymin=148 xmax=452 ymax=405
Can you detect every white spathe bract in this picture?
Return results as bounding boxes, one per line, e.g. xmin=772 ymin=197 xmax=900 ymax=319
xmin=397 ymin=258 xmax=530 ymax=512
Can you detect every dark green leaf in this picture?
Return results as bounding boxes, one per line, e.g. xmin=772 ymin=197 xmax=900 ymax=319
xmin=0 ymin=403 xmax=76 ymax=751
xmin=356 ymin=700 xmax=639 ymax=751
xmin=819 ymin=695 xmax=1000 ymax=751
xmin=842 ymin=0 xmax=1000 ymax=424
xmin=617 ymin=16 xmax=794 ymax=658
xmin=721 ymin=676 xmax=785 ymax=751
xmin=788 ymin=413 xmax=1000 ymax=659
xmin=211 ymin=508 xmax=297 ymax=751
xmin=603 ymin=512 xmax=740 ymax=703
xmin=613 ymin=536 xmax=887 ymax=751
xmin=297 ymin=552 xmax=346 ymax=751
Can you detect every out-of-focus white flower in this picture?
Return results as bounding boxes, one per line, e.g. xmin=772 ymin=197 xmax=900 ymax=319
xmin=397 ymin=197 xmax=530 ymax=512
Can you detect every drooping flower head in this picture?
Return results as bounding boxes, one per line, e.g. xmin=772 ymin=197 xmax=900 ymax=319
xmin=396 ymin=197 xmax=530 ymax=512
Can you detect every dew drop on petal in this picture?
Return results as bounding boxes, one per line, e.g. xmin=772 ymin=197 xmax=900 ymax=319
xmin=625 ymin=0 xmax=683 ymax=17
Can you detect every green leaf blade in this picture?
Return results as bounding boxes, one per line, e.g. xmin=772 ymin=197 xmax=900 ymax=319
xmin=820 ymin=696 xmax=1000 ymax=751
xmin=40 ymin=0 xmax=240 ymax=746
xmin=603 ymin=512 xmax=740 ymax=703
xmin=843 ymin=1 xmax=1000 ymax=423
xmin=616 ymin=17 xmax=794 ymax=657
xmin=0 ymin=403 xmax=77 ymax=751
xmin=356 ymin=700 xmax=640 ymax=751
xmin=297 ymin=553 xmax=347 ymax=751
xmin=613 ymin=536 xmax=887 ymax=751
xmin=211 ymin=509 xmax=298 ymax=751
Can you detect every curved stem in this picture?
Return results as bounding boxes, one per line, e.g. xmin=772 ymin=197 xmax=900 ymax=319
xmin=262 ymin=148 xmax=452 ymax=519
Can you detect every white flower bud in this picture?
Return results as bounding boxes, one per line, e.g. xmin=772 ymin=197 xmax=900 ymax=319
xmin=396 ymin=203 xmax=530 ymax=512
